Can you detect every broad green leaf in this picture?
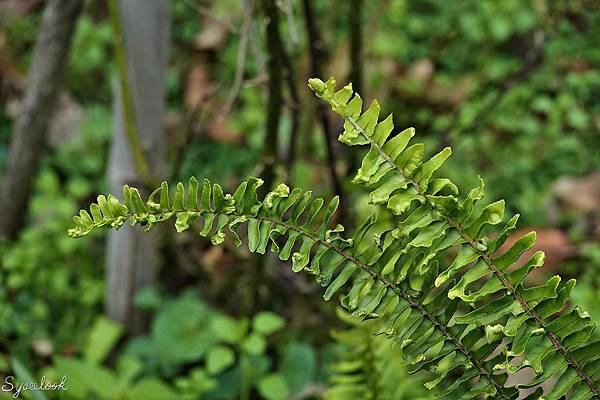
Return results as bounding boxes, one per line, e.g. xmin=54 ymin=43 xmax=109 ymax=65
xmin=84 ymin=317 xmax=123 ymax=363
xmin=242 ymin=333 xmax=267 ymax=356
xmin=252 ymin=312 xmax=286 ymax=335
xmin=258 ymin=373 xmax=289 ymax=400
xmin=206 ymin=345 xmax=235 ymax=375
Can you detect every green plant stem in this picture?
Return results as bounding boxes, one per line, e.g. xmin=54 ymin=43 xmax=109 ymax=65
xmin=262 ymin=0 xmax=284 ymax=194
xmin=365 ymin=330 xmax=380 ymax=398
xmin=108 ymin=0 xmax=153 ymax=186
xmin=240 ymin=352 xmax=251 ymax=400
xmin=348 ymin=0 xmax=362 ymax=96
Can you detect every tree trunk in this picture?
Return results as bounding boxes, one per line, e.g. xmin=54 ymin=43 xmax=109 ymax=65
xmin=0 ymin=0 xmax=81 ymax=240
xmin=105 ymin=0 xmax=169 ymax=334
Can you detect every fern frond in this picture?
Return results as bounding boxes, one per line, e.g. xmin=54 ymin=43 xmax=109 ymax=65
xmin=68 ymin=77 xmax=600 ymax=398
xmin=309 ymin=77 xmax=600 ymax=399
xmin=326 ymin=309 xmax=431 ymax=400
xmin=70 ymin=177 xmax=516 ymax=398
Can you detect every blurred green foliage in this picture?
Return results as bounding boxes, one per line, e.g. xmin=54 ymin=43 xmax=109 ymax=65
xmin=366 ymin=0 xmax=599 ymax=225
xmin=40 ymin=291 xmax=315 ymax=400
xmin=325 ymin=310 xmax=430 ymax=400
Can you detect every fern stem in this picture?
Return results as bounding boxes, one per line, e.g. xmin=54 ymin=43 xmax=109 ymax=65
xmin=262 ymin=0 xmax=283 ymax=193
xmin=346 ymin=115 xmax=600 ymax=396
xmin=251 ymin=213 xmax=511 ymax=398
xmin=348 ymin=0 xmax=363 ymax=96
xmin=107 ymin=0 xmax=153 ymax=186
xmin=301 ymin=0 xmax=348 ymax=223
xmin=365 ymin=332 xmax=380 ymax=400
xmin=90 ymin=202 xmax=511 ymax=397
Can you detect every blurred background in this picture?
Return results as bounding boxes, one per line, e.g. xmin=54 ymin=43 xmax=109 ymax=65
xmin=0 ymin=0 xmax=598 ymax=398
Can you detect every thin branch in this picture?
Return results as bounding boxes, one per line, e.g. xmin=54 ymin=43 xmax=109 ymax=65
xmin=108 ymin=0 xmax=153 ymax=186
xmin=301 ymin=0 xmax=346 ymax=221
xmin=261 ymin=0 xmax=284 ymax=193
xmin=221 ymin=0 xmax=254 ymax=117
xmin=345 ymin=0 xmax=364 ymax=173
xmin=348 ymin=0 xmax=363 ymax=95
xmin=242 ymin=73 xmax=268 ymax=87
xmin=183 ymin=0 xmax=240 ymax=34
xmin=169 ymin=83 xmax=221 ymax=183
xmin=279 ymin=34 xmax=301 ymax=182
xmin=283 ymin=0 xmax=300 ymax=50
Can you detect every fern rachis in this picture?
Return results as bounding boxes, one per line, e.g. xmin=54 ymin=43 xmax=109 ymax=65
xmin=310 ymin=79 xmax=598 ymax=397
xmin=69 ymin=177 xmax=510 ymax=397
xmin=68 ymin=78 xmax=600 ymax=399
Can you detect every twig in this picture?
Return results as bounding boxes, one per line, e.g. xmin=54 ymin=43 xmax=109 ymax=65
xmin=242 ymin=73 xmax=268 ymax=87
xmin=221 ymin=0 xmax=254 ymax=117
xmin=346 ymin=0 xmax=363 ymax=172
xmin=248 ymin=21 xmax=267 ymax=82
xmin=279 ymin=34 xmax=300 ymax=183
xmin=183 ymin=0 xmax=239 ymax=34
xmin=283 ymin=0 xmax=300 ymax=50
xmin=348 ymin=0 xmax=362 ymax=95
xmin=261 ymin=0 xmax=284 ymax=193
xmin=108 ymin=0 xmax=153 ymax=186
xmin=301 ymin=0 xmax=346 ymax=222
xmin=169 ymin=83 xmax=221 ymax=183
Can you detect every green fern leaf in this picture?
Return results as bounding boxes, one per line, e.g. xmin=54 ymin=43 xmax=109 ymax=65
xmin=69 ymin=175 xmax=514 ymax=398
xmin=309 ymin=77 xmax=600 ymax=399
xmin=67 ymin=77 xmax=600 ymax=399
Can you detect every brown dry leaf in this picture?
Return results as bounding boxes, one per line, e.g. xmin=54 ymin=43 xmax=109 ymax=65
xmin=206 ymin=118 xmax=241 ymax=144
xmin=199 ymin=245 xmax=225 ymax=269
xmin=185 ymin=64 xmax=209 ymax=110
xmin=0 ymin=0 xmax=39 ymax=16
xmin=570 ymin=59 xmax=590 ymax=73
xmin=407 ymin=58 xmax=434 ymax=84
xmin=194 ymin=19 xmax=228 ymax=51
xmin=384 ymin=58 xmax=473 ymax=110
xmin=428 ymin=77 xmax=472 ymax=107
xmin=549 ymin=173 xmax=600 ymax=214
